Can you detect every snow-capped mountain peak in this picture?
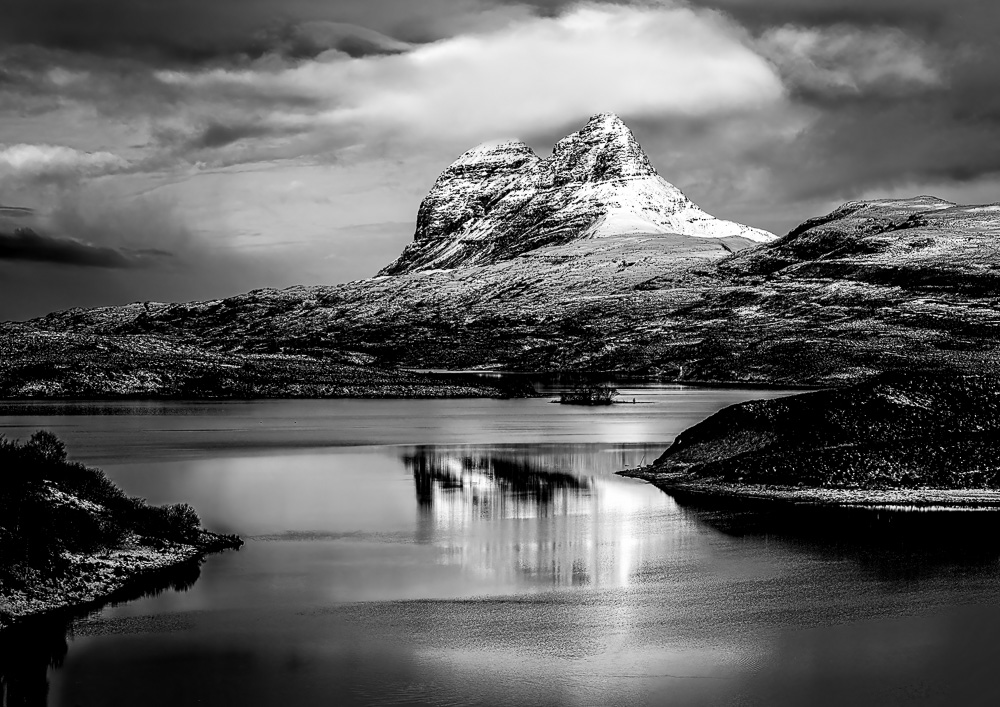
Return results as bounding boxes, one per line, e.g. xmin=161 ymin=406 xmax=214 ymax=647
xmin=380 ymin=113 xmax=775 ymax=275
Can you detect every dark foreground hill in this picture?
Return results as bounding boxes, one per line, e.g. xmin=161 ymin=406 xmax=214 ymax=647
xmin=0 ymin=432 xmax=241 ymax=630
xmin=623 ymin=373 xmax=1000 ymax=506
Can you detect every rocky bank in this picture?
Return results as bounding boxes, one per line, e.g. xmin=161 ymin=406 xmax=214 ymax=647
xmin=622 ymin=372 xmax=1000 ymax=507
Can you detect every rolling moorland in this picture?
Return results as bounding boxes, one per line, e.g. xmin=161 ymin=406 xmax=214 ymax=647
xmin=4 ymin=115 xmax=1000 ymax=397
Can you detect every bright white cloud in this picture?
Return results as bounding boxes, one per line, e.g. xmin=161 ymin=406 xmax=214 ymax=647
xmin=157 ymin=2 xmax=786 ymax=144
xmin=759 ymin=24 xmax=942 ymax=95
xmin=0 ymin=143 xmax=129 ymax=180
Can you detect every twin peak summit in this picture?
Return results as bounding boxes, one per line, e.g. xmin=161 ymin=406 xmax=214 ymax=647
xmin=380 ymin=113 xmax=775 ymax=276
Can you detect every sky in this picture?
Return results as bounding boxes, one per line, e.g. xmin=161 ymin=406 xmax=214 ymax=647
xmin=2 ymin=0 xmax=999 ymax=320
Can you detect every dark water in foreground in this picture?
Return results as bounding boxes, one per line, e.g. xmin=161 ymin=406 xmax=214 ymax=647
xmin=3 ymin=387 xmax=1000 ymax=707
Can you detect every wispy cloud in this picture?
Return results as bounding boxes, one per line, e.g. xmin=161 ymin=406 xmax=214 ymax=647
xmin=0 ymin=144 xmax=130 ymax=182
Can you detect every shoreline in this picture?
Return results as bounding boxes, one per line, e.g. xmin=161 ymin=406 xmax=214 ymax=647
xmin=620 ymin=469 xmax=1000 ymax=509
xmin=0 ymin=530 xmax=242 ymax=633
xmin=0 ymin=379 xmax=807 ymax=406
xmin=0 ymin=387 xmax=529 ymax=402
xmin=410 ymin=368 xmax=824 ymax=391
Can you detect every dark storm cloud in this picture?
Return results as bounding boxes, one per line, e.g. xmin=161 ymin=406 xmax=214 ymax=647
xmin=672 ymin=0 xmax=1000 ymax=206
xmin=0 ymin=227 xmax=170 ymax=268
xmin=688 ymin=0 xmax=951 ymax=32
xmin=183 ymin=121 xmax=306 ymax=150
xmin=245 ymin=21 xmax=414 ymax=59
xmin=0 ymin=0 xmax=578 ymax=62
xmin=761 ymin=98 xmax=1000 ymax=200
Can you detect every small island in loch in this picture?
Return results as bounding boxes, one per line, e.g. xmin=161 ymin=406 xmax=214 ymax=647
xmin=0 ymin=431 xmax=241 ymax=631
xmin=621 ymin=372 xmax=1000 ymax=507
xmin=557 ymin=383 xmax=620 ymax=406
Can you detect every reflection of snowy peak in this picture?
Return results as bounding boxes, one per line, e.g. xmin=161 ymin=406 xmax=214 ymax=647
xmin=380 ymin=113 xmax=775 ymax=275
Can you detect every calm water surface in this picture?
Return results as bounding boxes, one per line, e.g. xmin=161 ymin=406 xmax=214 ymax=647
xmin=2 ymin=386 xmax=1000 ymax=706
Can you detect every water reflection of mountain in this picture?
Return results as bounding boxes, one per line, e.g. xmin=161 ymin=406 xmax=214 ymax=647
xmin=0 ymin=561 xmax=202 ymax=707
xmin=407 ymin=446 xmax=589 ymax=514
xmin=401 ymin=444 xmax=671 ymax=588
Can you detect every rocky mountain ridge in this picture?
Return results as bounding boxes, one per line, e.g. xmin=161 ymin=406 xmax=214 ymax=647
xmin=380 ymin=113 xmax=775 ymax=275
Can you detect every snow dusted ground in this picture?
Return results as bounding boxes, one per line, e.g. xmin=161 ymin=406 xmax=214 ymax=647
xmin=0 ymin=482 xmax=240 ymax=631
xmin=12 ymin=193 xmax=1000 ymax=391
xmin=0 ymin=536 xmax=204 ymax=630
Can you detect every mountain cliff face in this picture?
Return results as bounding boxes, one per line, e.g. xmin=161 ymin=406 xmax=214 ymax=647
xmin=380 ymin=113 xmax=775 ymax=275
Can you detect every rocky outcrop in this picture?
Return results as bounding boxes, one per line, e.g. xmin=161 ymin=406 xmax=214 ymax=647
xmin=622 ymin=373 xmax=1000 ymax=505
xmin=380 ymin=113 xmax=775 ymax=275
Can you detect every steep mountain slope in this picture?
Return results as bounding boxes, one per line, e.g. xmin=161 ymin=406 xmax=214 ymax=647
xmin=380 ymin=113 xmax=774 ymax=275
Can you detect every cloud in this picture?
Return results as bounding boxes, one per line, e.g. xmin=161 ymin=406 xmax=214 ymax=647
xmin=758 ymin=24 xmax=942 ymax=98
xmin=687 ymin=0 xmax=953 ymax=32
xmin=0 ymin=0 xmax=555 ymax=61
xmin=758 ymin=101 xmax=1000 ymax=201
xmin=248 ymin=20 xmax=415 ymax=59
xmin=0 ymin=144 xmax=130 ymax=182
xmin=155 ymin=3 xmax=786 ymax=148
xmin=0 ymin=226 xmax=167 ymax=268
xmin=182 ymin=120 xmax=309 ymax=150
xmin=43 ymin=187 xmax=198 ymax=256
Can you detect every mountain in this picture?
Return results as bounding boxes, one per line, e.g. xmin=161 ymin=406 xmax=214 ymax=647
xmin=381 ymin=113 xmax=774 ymax=275
xmin=5 ymin=115 xmax=1000 ymax=397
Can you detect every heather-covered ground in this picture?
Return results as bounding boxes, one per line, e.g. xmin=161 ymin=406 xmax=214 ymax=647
xmin=623 ymin=372 xmax=1000 ymax=507
xmin=7 ymin=196 xmax=1000 ymax=396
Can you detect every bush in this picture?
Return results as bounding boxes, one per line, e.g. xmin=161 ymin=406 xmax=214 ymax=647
xmin=127 ymin=499 xmax=201 ymax=543
xmin=26 ymin=430 xmax=66 ymax=463
xmin=1 ymin=431 xmax=205 ymax=582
